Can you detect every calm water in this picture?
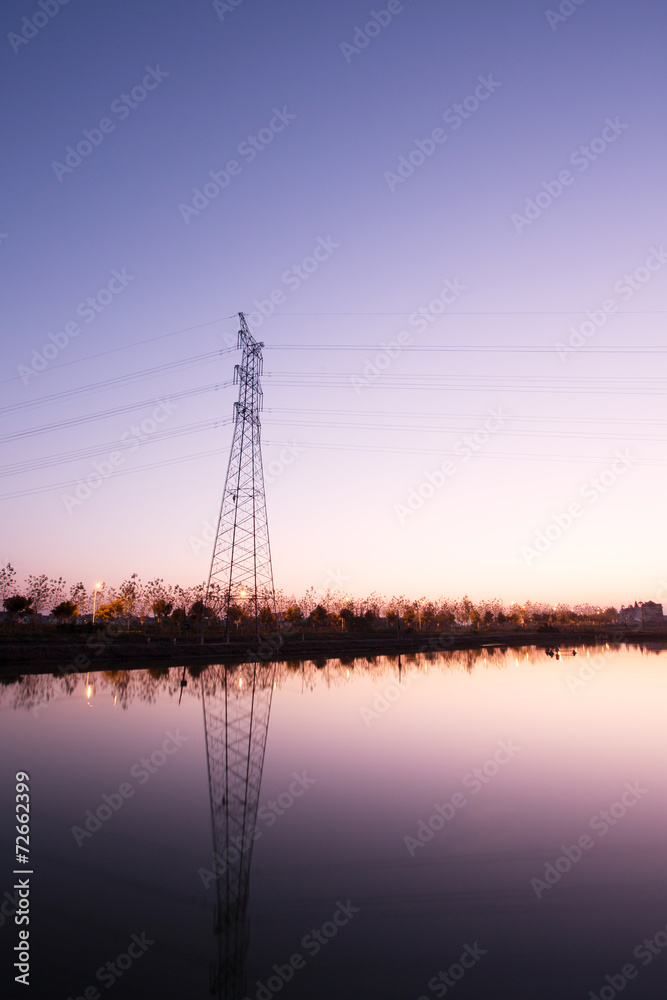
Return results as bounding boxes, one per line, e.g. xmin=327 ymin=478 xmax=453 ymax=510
xmin=2 ymin=645 xmax=667 ymax=999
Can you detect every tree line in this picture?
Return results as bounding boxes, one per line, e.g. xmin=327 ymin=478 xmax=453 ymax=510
xmin=0 ymin=563 xmax=618 ymax=633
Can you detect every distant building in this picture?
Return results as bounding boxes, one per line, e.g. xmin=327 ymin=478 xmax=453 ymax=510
xmin=618 ymin=601 xmax=664 ymax=625
xmin=640 ymin=601 xmax=664 ymax=624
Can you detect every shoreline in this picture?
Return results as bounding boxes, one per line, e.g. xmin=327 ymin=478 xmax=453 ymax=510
xmin=1 ymin=625 xmax=665 ymax=676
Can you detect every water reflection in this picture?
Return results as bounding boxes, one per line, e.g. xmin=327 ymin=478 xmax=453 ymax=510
xmin=0 ymin=641 xmax=630 ymax=714
xmin=202 ymin=663 xmax=275 ymax=999
xmin=2 ymin=643 xmax=667 ymax=997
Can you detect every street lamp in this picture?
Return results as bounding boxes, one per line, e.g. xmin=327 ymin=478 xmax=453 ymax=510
xmin=92 ymin=583 xmax=102 ymax=623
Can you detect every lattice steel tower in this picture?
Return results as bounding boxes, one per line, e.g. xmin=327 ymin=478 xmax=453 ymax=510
xmin=206 ymin=313 xmax=275 ymax=635
xmin=202 ymin=663 xmax=276 ymax=998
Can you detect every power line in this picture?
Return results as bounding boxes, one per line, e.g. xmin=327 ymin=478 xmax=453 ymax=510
xmin=1 ymin=317 xmax=236 ymax=387
xmin=262 ymin=439 xmax=664 ymax=466
xmin=3 ymin=407 xmax=661 ymax=482
xmin=265 ymin=345 xmax=667 ymax=353
xmin=0 ymin=418 xmax=231 ymax=478
xmin=5 ymin=306 xmax=664 ymax=389
xmin=264 ymin=371 xmax=667 ymax=382
xmin=262 ymin=373 xmax=667 ymax=395
xmin=261 ymin=417 xmax=667 ymax=444
xmin=3 ymin=435 xmax=662 ymax=504
xmin=7 ymin=348 xmax=662 ymax=419
xmin=5 ymin=404 xmax=662 ymax=481
xmin=0 ymin=382 xmax=231 ymax=443
xmin=0 ymin=447 xmax=227 ymax=502
xmin=0 ymin=350 xmax=231 ymax=415
xmin=6 ymin=365 xmax=662 ymax=446
xmin=265 ymin=407 xmax=667 ymax=426
xmin=12 ymin=367 xmax=665 ymax=425
xmin=252 ymin=311 xmax=667 ymax=316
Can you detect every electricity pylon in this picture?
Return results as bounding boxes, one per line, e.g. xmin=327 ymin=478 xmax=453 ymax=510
xmin=205 ymin=313 xmax=275 ymax=637
xmin=202 ymin=663 xmax=276 ymax=998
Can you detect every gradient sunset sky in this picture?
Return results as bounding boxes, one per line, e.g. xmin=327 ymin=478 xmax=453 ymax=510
xmin=1 ymin=0 xmax=665 ymax=606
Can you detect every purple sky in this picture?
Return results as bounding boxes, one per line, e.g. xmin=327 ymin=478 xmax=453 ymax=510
xmin=1 ymin=0 xmax=666 ymax=606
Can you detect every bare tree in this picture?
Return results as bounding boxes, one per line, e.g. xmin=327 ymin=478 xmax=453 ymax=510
xmin=69 ymin=581 xmax=89 ymax=615
xmin=26 ymin=575 xmax=66 ymax=619
xmin=0 ymin=563 xmax=17 ymax=603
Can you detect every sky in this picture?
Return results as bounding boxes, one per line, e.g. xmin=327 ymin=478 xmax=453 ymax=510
xmin=1 ymin=0 xmax=666 ymax=607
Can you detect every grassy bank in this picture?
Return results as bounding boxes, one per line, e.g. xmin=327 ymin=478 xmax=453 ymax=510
xmin=1 ymin=623 xmax=664 ymax=677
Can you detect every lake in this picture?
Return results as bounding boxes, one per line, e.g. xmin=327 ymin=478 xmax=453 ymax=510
xmin=1 ymin=643 xmax=666 ymax=999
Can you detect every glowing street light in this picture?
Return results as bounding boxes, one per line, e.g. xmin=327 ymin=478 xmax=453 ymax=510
xmin=92 ymin=582 xmax=103 ymax=623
